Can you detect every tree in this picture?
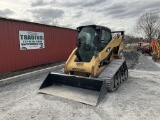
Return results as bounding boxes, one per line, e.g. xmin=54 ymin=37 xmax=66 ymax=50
xmin=136 ymin=12 xmax=160 ymax=43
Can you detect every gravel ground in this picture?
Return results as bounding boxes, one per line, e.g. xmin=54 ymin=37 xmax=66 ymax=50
xmin=124 ymin=51 xmax=160 ymax=71
xmin=135 ymin=55 xmax=160 ymax=71
xmin=123 ymin=51 xmax=140 ymax=69
xmin=0 ymin=51 xmax=160 ymax=120
xmin=0 ymin=61 xmax=65 ymax=80
xmin=147 ymin=56 xmax=160 ymax=68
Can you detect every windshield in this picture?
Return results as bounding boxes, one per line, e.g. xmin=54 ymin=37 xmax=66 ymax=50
xmin=77 ymin=27 xmax=98 ymax=62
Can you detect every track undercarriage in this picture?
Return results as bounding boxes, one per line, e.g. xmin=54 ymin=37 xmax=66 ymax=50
xmin=98 ymin=59 xmax=128 ymax=92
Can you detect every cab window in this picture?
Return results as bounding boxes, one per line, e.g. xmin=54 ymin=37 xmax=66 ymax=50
xmin=101 ymin=30 xmax=111 ymax=49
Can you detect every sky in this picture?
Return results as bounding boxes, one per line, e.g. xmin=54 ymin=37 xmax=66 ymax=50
xmin=0 ymin=0 xmax=160 ymax=35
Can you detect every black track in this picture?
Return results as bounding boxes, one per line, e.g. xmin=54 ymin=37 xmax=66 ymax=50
xmin=98 ymin=59 xmax=128 ymax=92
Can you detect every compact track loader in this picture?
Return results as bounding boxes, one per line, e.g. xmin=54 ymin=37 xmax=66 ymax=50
xmin=39 ymin=25 xmax=128 ymax=106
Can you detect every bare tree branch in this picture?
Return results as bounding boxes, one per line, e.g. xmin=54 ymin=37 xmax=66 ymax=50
xmin=136 ymin=12 xmax=160 ymax=43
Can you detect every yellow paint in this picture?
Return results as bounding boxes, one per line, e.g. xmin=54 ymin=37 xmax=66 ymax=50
xmin=64 ymin=35 xmax=123 ymax=77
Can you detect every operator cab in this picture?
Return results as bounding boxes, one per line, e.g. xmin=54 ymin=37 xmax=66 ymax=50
xmin=77 ymin=25 xmax=112 ymax=62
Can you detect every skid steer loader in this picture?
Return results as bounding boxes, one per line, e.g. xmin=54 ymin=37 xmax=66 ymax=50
xmin=39 ymin=25 xmax=128 ymax=106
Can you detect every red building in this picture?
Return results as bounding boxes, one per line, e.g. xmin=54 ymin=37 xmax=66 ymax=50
xmin=0 ymin=18 xmax=77 ymax=74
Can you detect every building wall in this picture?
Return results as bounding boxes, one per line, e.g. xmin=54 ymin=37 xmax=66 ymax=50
xmin=0 ymin=18 xmax=77 ymax=74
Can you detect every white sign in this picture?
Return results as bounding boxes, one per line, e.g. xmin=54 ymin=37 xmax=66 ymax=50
xmin=19 ymin=31 xmax=45 ymax=50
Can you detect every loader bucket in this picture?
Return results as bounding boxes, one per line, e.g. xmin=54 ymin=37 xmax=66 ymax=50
xmin=39 ymin=72 xmax=107 ymax=106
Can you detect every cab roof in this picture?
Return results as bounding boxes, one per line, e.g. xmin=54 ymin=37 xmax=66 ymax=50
xmin=77 ymin=25 xmax=111 ymax=32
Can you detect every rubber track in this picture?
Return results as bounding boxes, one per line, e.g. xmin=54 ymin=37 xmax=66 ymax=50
xmin=98 ymin=59 xmax=128 ymax=92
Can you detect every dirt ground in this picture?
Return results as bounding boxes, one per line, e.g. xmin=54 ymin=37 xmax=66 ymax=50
xmin=0 ymin=51 xmax=160 ymax=120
